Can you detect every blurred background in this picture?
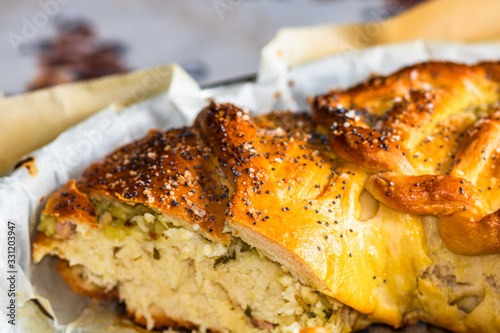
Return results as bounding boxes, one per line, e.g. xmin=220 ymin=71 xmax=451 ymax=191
xmin=0 ymin=0 xmax=426 ymax=96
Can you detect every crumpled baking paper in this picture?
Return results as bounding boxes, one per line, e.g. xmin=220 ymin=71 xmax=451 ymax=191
xmin=2 ymin=40 xmax=500 ymax=333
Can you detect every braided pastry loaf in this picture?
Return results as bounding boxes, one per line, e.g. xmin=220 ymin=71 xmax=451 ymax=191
xmin=33 ymin=61 xmax=500 ymax=332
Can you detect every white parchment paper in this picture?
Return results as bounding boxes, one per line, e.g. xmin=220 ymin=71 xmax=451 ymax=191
xmin=2 ymin=40 xmax=500 ymax=333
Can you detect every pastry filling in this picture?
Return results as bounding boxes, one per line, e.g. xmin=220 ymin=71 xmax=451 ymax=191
xmin=36 ymin=198 xmax=355 ymax=332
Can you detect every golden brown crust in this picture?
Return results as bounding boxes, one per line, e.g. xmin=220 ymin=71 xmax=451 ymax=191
xmin=367 ymin=172 xmax=488 ymax=217
xmin=312 ymin=62 xmax=500 ymax=178
xmin=363 ymin=108 xmax=500 ymax=255
xmin=76 ymin=127 xmax=230 ymax=244
xmin=381 ymin=89 xmax=453 ymax=148
xmin=328 ymin=125 xmax=414 ymax=174
xmin=312 ymin=61 xmax=498 ymax=121
xmin=43 ymin=179 xmax=98 ymax=229
xmin=439 ymin=211 xmax=500 ymax=255
xmin=312 ymin=61 xmax=500 ymax=255
xmin=367 ymin=172 xmax=500 ymax=255
xmin=451 ymin=109 xmax=500 ymax=182
xmin=310 ymin=89 xmax=415 ymax=175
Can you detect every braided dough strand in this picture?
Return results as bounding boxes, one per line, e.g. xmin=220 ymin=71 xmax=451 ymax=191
xmin=311 ymin=61 xmax=500 ymax=255
xmin=366 ymin=110 xmax=500 ymax=255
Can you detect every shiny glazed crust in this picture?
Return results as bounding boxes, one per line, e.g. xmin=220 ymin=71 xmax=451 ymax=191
xmin=311 ymin=61 xmax=500 ymax=255
xmin=34 ymin=61 xmax=500 ymax=332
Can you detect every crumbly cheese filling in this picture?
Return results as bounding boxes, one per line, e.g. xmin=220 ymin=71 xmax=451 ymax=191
xmin=37 ymin=198 xmax=357 ymax=332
